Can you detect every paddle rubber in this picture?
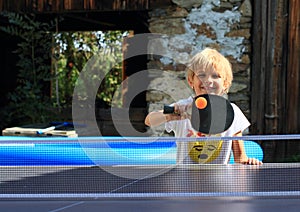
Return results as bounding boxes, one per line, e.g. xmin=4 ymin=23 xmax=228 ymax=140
xmin=191 ymin=94 xmax=234 ymax=134
xmin=163 ymin=94 xmax=234 ymax=134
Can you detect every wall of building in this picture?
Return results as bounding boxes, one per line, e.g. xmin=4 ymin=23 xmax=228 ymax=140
xmin=145 ymin=0 xmax=252 ymax=136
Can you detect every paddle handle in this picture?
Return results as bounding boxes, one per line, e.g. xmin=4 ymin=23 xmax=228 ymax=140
xmin=36 ymin=122 xmax=68 ymax=135
xmin=163 ymin=105 xmax=175 ymax=114
xmin=36 ymin=126 xmax=56 ymax=135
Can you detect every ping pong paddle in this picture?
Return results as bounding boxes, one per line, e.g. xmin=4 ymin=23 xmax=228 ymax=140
xmin=36 ymin=122 xmax=72 ymax=135
xmin=163 ymin=94 xmax=234 ymax=134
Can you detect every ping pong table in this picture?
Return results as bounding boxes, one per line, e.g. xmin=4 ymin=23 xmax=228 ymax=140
xmin=0 ymin=164 xmax=300 ymax=211
xmin=0 ymin=136 xmax=299 ymax=212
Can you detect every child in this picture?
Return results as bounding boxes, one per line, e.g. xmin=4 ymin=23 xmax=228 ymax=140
xmin=145 ymin=48 xmax=262 ymax=165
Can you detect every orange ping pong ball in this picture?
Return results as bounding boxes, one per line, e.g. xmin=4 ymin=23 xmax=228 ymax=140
xmin=195 ymin=97 xmax=207 ymax=109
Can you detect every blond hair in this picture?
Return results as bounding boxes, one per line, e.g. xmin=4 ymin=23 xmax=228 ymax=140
xmin=187 ymin=48 xmax=233 ymax=93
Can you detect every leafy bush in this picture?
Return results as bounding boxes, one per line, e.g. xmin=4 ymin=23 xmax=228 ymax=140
xmin=0 ymin=12 xmax=57 ymax=127
xmin=0 ymin=11 xmax=127 ymax=130
xmin=53 ymin=31 xmax=126 ymax=108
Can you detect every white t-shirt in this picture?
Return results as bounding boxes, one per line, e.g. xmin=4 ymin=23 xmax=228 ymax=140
xmin=165 ymin=97 xmax=250 ymax=164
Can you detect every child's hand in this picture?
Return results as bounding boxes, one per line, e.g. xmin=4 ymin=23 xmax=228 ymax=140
xmin=241 ymin=158 xmax=263 ymax=165
xmin=173 ymin=102 xmax=192 ymax=120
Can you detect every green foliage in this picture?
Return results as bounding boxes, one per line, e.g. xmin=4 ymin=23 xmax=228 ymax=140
xmin=53 ymin=31 xmax=126 ymax=108
xmin=0 ymin=12 xmax=57 ymax=127
xmin=0 ymin=11 xmax=127 ymax=130
xmin=281 ymin=154 xmax=300 ymax=162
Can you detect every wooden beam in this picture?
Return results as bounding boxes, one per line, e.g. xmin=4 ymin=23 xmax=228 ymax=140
xmin=38 ymin=0 xmax=44 ymax=12
xmin=264 ymin=0 xmax=277 ymax=134
xmin=64 ymin=0 xmax=71 ymax=10
xmin=55 ymin=0 xmax=60 ymax=11
xmin=0 ymin=0 xmax=3 ymax=11
xmin=251 ymin=0 xmax=267 ymax=135
xmin=0 ymin=0 xmax=159 ymax=12
xmin=287 ymin=0 xmax=300 ymax=133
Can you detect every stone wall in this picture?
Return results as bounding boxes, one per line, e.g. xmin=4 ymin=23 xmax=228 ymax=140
xmin=145 ymin=0 xmax=252 ymax=136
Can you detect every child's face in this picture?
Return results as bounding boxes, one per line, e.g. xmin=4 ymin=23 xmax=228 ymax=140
xmin=189 ymin=68 xmax=225 ymax=96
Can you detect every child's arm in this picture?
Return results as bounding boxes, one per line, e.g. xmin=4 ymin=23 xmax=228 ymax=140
xmin=144 ymin=110 xmax=181 ymax=127
xmin=232 ymin=131 xmax=263 ymax=165
xmin=145 ymin=102 xmax=191 ymax=127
